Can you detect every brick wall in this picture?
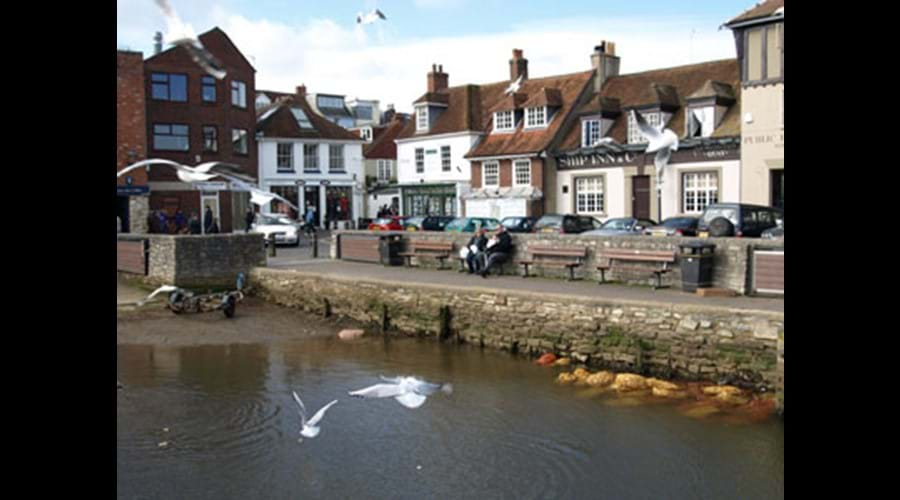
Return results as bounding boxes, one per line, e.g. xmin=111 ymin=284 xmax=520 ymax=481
xmin=116 ymin=51 xmax=147 ymax=185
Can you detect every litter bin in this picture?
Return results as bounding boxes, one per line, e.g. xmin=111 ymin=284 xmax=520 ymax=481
xmin=379 ymin=234 xmax=404 ymax=266
xmin=679 ymin=241 xmax=716 ymax=292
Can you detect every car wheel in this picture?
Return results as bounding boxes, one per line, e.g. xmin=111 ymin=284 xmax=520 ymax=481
xmin=708 ymin=217 xmax=735 ymax=237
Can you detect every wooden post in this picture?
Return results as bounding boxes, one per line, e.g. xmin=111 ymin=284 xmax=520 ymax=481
xmin=438 ymin=305 xmax=452 ymax=341
xmin=268 ymin=234 xmax=277 ymax=257
xmin=312 ymin=231 xmax=319 ymax=258
xmin=381 ymin=304 xmax=390 ymax=334
xmin=323 ymin=298 xmax=331 ymax=318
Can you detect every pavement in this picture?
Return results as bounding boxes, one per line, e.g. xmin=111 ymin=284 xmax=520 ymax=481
xmin=262 ymin=253 xmax=784 ymax=314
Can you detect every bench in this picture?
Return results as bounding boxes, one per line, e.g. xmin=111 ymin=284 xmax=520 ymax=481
xmin=596 ymin=249 xmax=677 ymax=289
xmin=399 ymin=241 xmax=454 ymax=269
xmin=456 ymin=246 xmax=515 ymax=274
xmin=519 ymin=246 xmax=588 ymax=281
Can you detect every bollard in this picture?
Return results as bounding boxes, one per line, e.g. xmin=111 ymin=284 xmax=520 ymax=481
xmin=312 ymin=231 xmax=319 ymax=258
xmin=438 ymin=305 xmax=452 ymax=342
xmin=268 ymin=234 xmax=277 ymax=257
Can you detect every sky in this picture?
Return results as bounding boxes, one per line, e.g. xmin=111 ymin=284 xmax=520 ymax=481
xmin=117 ymin=0 xmax=756 ymax=113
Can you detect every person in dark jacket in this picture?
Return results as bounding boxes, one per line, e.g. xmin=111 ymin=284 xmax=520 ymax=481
xmin=157 ymin=210 xmax=169 ymax=234
xmin=480 ymin=225 xmax=512 ymax=278
xmin=174 ymin=209 xmax=186 ymax=233
xmin=245 ymin=208 xmax=255 ymax=233
xmin=465 ymin=228 xmax=488 ymax=274
xmin=189 ymin=213 xmax=202 ymax=234
xmin=204 ymin=206 xmax=213 ymax=233
xmin=208 ymin=217 xmax=220 ymax=234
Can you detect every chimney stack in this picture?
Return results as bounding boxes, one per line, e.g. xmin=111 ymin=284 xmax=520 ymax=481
xmin=153 ymin=31 xmax=163 ymax=55
xmin=427 ymin=64 xmax=449 ymax=93
xmin=591 ymin=41 xmax=620 ymax=92
xmin=383 ymin=104 xmax=396 ymax=124
xmin=296 ymin=84 xmax=307 ymax=97
xmin=509 ymin=49 xmax=528 ymax=81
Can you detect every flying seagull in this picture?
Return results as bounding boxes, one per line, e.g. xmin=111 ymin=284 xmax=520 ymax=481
xmin=591 ymin=136 xmax=626 ymax=152
xmin=631 ymin=109 xmax=679 ymax=179
xmin=357 ymin=9 xmax=387 ymax=25
xmin=505 ymin=74 xmax=523 ymax=95
xmin=154 ymin=0 xmax=227 ymax=79
xmin=117 ymin=159 xmax=255 ymax=184
xmin=292 ymin=391 xmax=338 ymax=441
xmin=219 ymin=175 xmax=300 ymax=212
xmin=349 ymin=376 xmax=453 ymax=409
xmin=137 ymin=285 xmax=179 ymax=307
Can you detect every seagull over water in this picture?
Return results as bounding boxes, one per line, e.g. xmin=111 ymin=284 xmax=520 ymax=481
xmin=153 ymin=0 xmax=227 ymax=79
xmin=137 ymin=285 xmax=179 ymax=306
xmin=349 ymin=376 xmax=453 ymax=409
xmin=292 ymin=391 xmax=338 ymax=441
xmin=632 ymin=109 xmax=679 ymax=179
xmin=117 ymin=159 xmax=255 ymax=184
xmin=357 ymin=9 xmax=387 ymax=25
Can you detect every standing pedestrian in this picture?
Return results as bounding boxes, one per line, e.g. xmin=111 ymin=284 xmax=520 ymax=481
xmin=204 ymin=206 xmax=213 ymax=233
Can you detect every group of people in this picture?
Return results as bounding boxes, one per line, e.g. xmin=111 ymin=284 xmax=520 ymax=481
xmin=148 ymin=206 xmax=219 ymax=234
xmin=462 ymin=225 xmax=513 ymax=278
xmin=325 ymin=192 xmax=350 ymax=229
xmin=376 ymin=204 xmax=399 ymax=218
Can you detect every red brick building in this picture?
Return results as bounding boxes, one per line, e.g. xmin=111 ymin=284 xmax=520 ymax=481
xmin=117 ymin=50 xmax=149 ymax=233
xmin=144 ymin=27 xmax=257 ymax=232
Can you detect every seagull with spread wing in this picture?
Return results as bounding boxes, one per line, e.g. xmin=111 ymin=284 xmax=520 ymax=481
xmin=632 ymin=109 xmax=679 ymax=179
xmin=117 ymin=159 xmax=255 ymax=184
xmin=504 ymin=74 xmax=523 ymax=95
xmin=349 ymin=376 xmax=453 ymax=409
xmin=219 ymin=175 xmax=300 ymax=212
xmin=292 ymin=391 xmax=338 ymax=441
xmin=136 ymin=285 xmax=179 ymax=307
xmin=153 ymin=0 xmax=227 ymax=79
xmin=357 ymin=8 xmax=387 ymax=25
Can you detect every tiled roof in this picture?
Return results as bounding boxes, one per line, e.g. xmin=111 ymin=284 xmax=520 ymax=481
xmin=361 ymin=117 xmax=409 ymax=159
xmin=725 ymin=0 xmax=784 ymax=26
xmin=255 ymin=95 xmax=363 ymax=141
xmin=397 ymin=83 xmax=489 ymax=139
xmin=558 ymin=59 xmax=740 ymax=151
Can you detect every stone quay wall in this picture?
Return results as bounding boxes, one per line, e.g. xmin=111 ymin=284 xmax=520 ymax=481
xmin=249 ymin=268 xmax=784 ymax=405
xmin=332 ymin=230 xmax=784 ymax=295
xmin=117 ymin=233 xmax=265 ymax=288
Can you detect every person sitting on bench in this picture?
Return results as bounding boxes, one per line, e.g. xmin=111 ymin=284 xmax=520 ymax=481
xmin=480 ymin=225 xmax=512 ymax=278
xmin=466 ymin=227 xmax=488 ymax=274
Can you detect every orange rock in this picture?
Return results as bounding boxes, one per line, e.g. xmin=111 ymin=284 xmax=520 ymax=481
xmin=573 ymin=368 xmax=591 ymax=380
xmin=553 ymin=358 xmax=571 ymax=366
xmin=536 ymin=353 xmax=557 ymax=366
xmin=611 ymin=373 xmax=649 ymax=391
xmin=338 ymin=329 xmax=365 ymax=340
xmin=585 ymin=371 xmax=616 ymax=387
xmin=556 ymin=372 xmax=577 ymax=384
xmin=647 ymin=378 xmax=680 ymax=391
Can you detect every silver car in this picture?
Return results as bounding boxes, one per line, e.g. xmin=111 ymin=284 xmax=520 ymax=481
xmin=251 ymin=213 xmax=301 ymax=246
xmin=582 ymin=217 xmax=657 ymax=236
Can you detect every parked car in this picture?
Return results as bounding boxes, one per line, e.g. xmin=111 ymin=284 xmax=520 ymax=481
xmin=251 ymin=213 xmax=301 ymax=246
xmin=499 ymin=216 xmax=537 ymax=233
xmin=368 ymin=216 xmax=405 ymax=231
xmin=533 ymin=214 xmax=602 ymax=234
xmin=405 ymin=215 xmax=456 ymax=231
xmin=444 ymin=217 xmax=501 ymax=233
xmin=645 ymin=216 xmax=699 ymax=237
xmin=761 ymin=220 xmax=784 ymax=240
xmin=697 ymin=203 xmax=783 ymax=238
xmin=582 ymin=217 xmax=657 ymax=236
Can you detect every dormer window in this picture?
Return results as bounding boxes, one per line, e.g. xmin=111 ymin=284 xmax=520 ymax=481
xmin=525 ymin=107 xmax=548 ymax=128
xmin=687 ymin=106 xmax=715 ymax=138
xmin=416 ymin=105 xmax=429 ymax=131
xmin=582 ymin=118 xmax=601 ymax=147
xmin=360 ymin=127 xmax=373 ymax=142
xmin=494 ymin=110 xmax=515 ymax=132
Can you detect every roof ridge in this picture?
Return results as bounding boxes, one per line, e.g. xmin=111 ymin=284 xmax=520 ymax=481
xmin=440 ymin=69 xmax=593 ymax=93
xmin=613 ymin=59 xmax=736 ymax=79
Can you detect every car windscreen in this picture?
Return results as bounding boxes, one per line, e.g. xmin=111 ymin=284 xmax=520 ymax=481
xmin=373 ymin=218 xmax=393 ymax=225
xmin=534 ymin=215 xmax=563 ymax=229
xmin=258 ymin=215 xmax=291 ymax=225
xmin=601 ymin=218 xmax=633 ymax=230
xmin=700 ymin=207 xmax=738 ymax=226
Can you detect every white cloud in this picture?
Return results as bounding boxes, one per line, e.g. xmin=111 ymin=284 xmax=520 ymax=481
xmin=117 ymin=7 xmax=736 ymax=115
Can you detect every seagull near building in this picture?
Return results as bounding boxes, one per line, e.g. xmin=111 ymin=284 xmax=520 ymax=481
xmin=117 ymin=158 xmax=255 ymax=184
xmin=153 ymin=0 xmax=227 ymax=79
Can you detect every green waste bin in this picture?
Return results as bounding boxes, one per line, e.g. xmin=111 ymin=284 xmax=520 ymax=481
xmin=679 ymin=241 xmax=716 ymax=292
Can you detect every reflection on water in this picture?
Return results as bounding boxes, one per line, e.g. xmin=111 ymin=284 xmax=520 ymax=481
xmin=117 ymin=337 xmax=784 ymax=500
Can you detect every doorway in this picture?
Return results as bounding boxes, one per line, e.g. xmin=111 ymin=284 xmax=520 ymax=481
xmin=631 ymin=175 xmax=651 ymax=219
xmin=201 ymin=191 xmax=220 ymax=233
xmin=771 ymin=169 xmax=784 ymax=210
xmin=116 ymin=195 xmax=130 ymax=233
xmin=304 ymin=186 xmax=320 ymax=226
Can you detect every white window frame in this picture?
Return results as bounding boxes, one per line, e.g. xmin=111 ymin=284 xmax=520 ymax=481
xmin=360 ymin=127 xmax=372 ymax=141
xmin=377 ymin=160 xmax=392 ymax=182
xmin=627 ymin=111 xmax=664 ymax=144
xmin=582 ymin=118 xmax=601 ymax=147
xmin=276 ymin=143 xmax=293 ymax=171
xmin=494 ymin=110 xmax=515 ymax=132
xmin=687 ymin=106 xmax=715 ymax=138
xmin=416 ymin=105 xmax=429 ymax=131
xmin=483 ymin=161 xmax=500 ymax=188
xmin=329 ymin=144 xmax=344 ymax=172
xmin=682 ymin=171 xmax=719 ymax=214
xmin=525 ymin=106 xmax=548 ymax=129
xmin=304 ymin=144 xmax=319 ymax=171
xmin=441 ymin=145 xmax=451 ymax=172
xmin=415 ymin=148 xmax=424 ymax=173
xmin=575 ymin=176 xmax=605 ymax=215
xmin=513 ymin=159 xmax=531 ymax=186
xmin=231 ymin=81 xmax=247 ymax=108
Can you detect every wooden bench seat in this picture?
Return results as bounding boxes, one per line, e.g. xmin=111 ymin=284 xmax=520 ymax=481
xmin=398 ymin=241 xmax=454 ymax=269
xmin=596 ymin=249 xmax=677 ymax=289
xmin=520 ymin=246 xmax=588 ymax=281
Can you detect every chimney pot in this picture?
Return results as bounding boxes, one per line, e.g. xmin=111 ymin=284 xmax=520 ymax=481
xmin=592 ymin=42 xmax=620 ymax=92
xmin=427 ymin=64 xmax=448 ymax=93
xmin=296 ymin=84 xmax=307 ymax=97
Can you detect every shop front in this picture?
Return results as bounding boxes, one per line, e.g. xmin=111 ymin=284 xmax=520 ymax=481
xmin=401 ymin=184 xmax=458 ymax=217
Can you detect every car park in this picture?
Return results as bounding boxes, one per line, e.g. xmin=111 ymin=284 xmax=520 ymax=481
xmin=532 ymin=214 xmax=602 ymax=234
xmin=582 ymin=217 xmax=657 ymax=236
xmin=444 ymin=217 xmax=501 ymax=233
